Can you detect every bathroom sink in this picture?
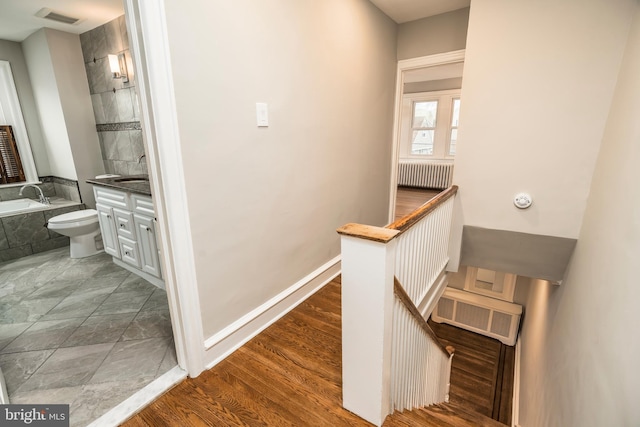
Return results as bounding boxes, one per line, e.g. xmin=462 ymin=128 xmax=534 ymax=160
xmin=115 ymin=179 xmax=148 ymax=183
xmin=113 ymin=176 xmax=149 ymax=183
xmin=88 ymin=175 xmax=152 ymax=197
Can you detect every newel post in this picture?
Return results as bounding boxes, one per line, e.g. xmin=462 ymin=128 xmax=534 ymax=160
xmin=337 ymin=223 xmax=400 ymax=427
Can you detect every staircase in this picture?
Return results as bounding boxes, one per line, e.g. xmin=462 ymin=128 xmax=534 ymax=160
xmin=338 ymin=187 xmax=464 ymax=425
xmin=338 ymin=185 xmax=515 ymax=426
xmin=382 ymin=315 xmax=515 ymax=427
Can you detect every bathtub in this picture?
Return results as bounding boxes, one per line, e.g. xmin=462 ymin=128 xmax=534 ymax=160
xmin=0 ymin=196 xmax=84 ymax=262
xmin=0 ymin=198 xmax=48 ymax=217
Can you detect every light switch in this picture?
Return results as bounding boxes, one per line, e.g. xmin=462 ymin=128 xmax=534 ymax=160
xmin=256 ymin=102 xmax=269 ymax=127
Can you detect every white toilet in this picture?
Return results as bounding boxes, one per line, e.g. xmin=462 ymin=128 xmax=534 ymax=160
xmin=47 ymin=209 xmax=102 ymax=258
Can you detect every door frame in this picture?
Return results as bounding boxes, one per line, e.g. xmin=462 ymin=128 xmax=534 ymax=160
xmin=124 ymin=0 xmax=205 ymax=377
xmin=387 ymin=50 xmax=466 ymax=223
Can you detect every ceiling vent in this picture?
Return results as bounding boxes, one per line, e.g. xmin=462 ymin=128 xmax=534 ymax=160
xmin=35 ymin=8 xmax=81 ymax=25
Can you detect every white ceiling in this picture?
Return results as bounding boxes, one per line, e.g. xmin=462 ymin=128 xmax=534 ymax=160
xmin=0 ymin=0 xmax=123 ymax=42
xmin=369 ymin=0 xmax=471 ymax=24
xmin=0 ymin=0 xmax=468 ymax=43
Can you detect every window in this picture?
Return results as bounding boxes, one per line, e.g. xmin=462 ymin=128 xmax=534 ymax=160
xmin=411 ymin=101 xmax=437 ymax=155
xmin=464 ymin=267 xmax=517 ymax=302
xmin=401 ymin=90 xmax=461 ymax=160
xmin=449 ymin=98 xmax=460 ymax=156
xmin=0 ymin=60 xmax=38 ymax=185
xmin=0 ymin=126 xmax=25 ymax=184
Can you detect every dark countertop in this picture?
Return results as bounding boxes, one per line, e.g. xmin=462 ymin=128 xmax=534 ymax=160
xmin=87 ymin=175 xmax=152 ymax=196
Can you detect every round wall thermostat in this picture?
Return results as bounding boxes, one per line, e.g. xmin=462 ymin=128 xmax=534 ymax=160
xmin=514 ymin=193 xmax=533 ymax=209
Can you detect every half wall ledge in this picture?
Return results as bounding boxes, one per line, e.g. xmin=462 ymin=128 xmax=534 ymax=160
xmin=460 ymin=225 xmax=577 ymax=283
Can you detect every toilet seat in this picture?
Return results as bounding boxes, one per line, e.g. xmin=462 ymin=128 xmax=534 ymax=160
xmin=48 ymin=209 xmax=98 ymax=226
xmin=47 ymin=209 xmax=102 ymax=258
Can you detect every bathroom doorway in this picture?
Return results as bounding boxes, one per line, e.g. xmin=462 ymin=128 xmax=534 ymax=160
xmin=0 ymin=1 xmax=182 ymax=424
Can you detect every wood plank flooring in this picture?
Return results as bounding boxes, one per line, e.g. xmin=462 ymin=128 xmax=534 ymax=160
xmin=123 ymin=279 xmax=507 ymax=427
xmin=123 ymin=187 xmax=514 ymax=426
xmin=395 ymin=187 xmax=442 ymax=221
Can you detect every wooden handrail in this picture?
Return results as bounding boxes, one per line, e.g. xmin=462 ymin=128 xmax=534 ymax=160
xmin=387 ymin=185 xmax=458 ymax=232
xmin=393 ymin=277 xmax=454 ymax=357
xmin=336 ymin=185 xmax=458 ymax=243
xmin=335 ymin=223 xmax=400 ymax=243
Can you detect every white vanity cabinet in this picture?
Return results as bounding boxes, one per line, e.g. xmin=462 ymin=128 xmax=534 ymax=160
xmin=93 ymin=186 xmax=163 ymax=288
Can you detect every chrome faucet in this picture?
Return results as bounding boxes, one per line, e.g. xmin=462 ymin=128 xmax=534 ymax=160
xmin=18 ymin=184 xmax=50 ymax=205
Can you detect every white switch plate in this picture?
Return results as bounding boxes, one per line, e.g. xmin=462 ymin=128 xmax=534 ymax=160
xmin=256 ymin=102 xmax=269 ymax=127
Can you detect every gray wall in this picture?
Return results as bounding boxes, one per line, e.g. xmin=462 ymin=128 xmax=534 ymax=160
xmin=397 ymin=8 xmax=469 ymax=60
xmin=0 ymin=39 xmax=50 ymax=176
xmin=403 ymin=77 xmax=462 ymax=94
xmin=460 ymin=226 xmax=577 ymax=282
xmin=0 ymin=36 xmax=83 ymax=204
xmin=22 ymin=30 xmax=78 ymax=181
xmin=40 ymin=29 xmax=105 ymax=207
xmin=517 ymin=4 xmax=640 ymax=425
xmin=162 ymin=0 xmax=398 ymax=338
xmin=452 ymin=0 xmax=632 ymax=241
xmin=80 ymin=15 xmax=147 ymax=177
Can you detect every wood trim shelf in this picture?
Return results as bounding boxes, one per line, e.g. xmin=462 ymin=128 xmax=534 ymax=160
xmin=336 ymin=223 xmax=400 ymax=243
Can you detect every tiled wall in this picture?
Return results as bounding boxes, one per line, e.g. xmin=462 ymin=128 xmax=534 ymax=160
xmin=80 ymin=15 xmax=148 ymax=177
xmin=0 ymin=177 xmax=80 ymax=203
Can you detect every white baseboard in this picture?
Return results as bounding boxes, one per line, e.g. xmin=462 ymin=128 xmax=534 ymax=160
xmin=202 ymin=256 xmax=341 ymax=370
xmin=0 ymin=368 xmax=9 ymax=404
xmin=88 ymin=365 xmax=187 ymax=427
xmin=512 ymin=337 xmax=521 ymax=427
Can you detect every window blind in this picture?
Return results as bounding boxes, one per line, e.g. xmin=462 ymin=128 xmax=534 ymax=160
xmin=0 ymin=125 xmax=26 ymax=184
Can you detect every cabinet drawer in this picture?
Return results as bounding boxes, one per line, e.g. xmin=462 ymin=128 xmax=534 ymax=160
xmin=118 ymin=237 xmax=141 ymax=268
xmin=94 ymin=186 xmax=130 ymax=209
xmin=131 ymin=194 xmax=155 ymax=216
xmin=113 ymin=208 xmax=136 ymax=240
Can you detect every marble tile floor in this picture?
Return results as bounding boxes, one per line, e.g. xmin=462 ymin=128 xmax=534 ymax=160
xmin=0 ymin=247 xmax=176 ymax=426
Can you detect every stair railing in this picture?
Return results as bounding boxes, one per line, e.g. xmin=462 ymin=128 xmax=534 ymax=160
xmin=337 ymin=186 xmax=458 ymax=426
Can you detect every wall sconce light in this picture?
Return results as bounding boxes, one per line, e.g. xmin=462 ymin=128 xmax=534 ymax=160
xmin=108 ymin=53 xmax=129 ymax=83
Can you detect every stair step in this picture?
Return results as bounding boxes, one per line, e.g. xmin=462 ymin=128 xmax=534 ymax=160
xmin=387 ymin=402 xmax=506 ymax=427
xmin=423 ymin=402 xmax=507 ymax=427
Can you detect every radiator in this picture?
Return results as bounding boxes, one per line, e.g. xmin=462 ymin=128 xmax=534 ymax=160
xmin=431 ymin=288 xmax=522 ymax=346
xmin=398 ymin=162 xmax=453 ymax=189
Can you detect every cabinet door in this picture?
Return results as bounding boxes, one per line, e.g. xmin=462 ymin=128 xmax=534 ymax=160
xmin=96 ymin=203 xmax=120 ymax=258
xmin=134 ymin=214 xmax=162 ymax=278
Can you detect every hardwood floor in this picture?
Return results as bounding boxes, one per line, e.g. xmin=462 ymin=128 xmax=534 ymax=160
xmin=123 ymin=187 xmax=515 ymax=426
xmin=123 ymin=279 xmax=508 ymax=427
xmin=428 ymin=320 xmax=514 ymax=425
xmin=395 ymin=186 xmax=441 ymax=221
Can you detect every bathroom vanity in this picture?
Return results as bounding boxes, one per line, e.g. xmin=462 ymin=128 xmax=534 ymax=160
xmin=87 ymin=175 xmax=164 ymax=289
